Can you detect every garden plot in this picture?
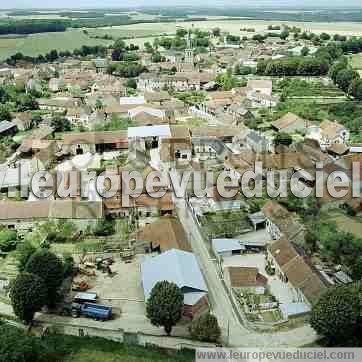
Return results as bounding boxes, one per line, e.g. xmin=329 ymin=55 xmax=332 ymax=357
xmin=199 ymin=210 xmax=252 ymax=239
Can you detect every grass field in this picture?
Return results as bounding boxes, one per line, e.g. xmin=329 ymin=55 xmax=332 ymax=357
xmin=1 ymin=18 xmax=362 ymax=60
xmin=349 ymin=53 xmax=362 ymax=70
xmin=0 ymin=29 xmax=114 ymax=60
xmin=58 ymin=336 xmax=195 ymax=362
xmin=327 ymin=211 xmax=362 ymax=238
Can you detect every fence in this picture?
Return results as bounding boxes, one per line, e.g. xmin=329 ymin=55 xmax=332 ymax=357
xmin=33 ymin=319 xmax=215 ymax=351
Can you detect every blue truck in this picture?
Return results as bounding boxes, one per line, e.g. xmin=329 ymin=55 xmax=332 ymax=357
xmin=64 ymin=302 xmax=112 ymax=321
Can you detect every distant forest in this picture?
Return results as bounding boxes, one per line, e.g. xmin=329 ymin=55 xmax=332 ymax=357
xmin=142 ymin=7 xmax=362 ymax=22
xmin=1 ymin=7 xmax=362 ymax=36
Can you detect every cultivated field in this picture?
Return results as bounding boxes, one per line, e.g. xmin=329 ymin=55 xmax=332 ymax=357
xmin=0 ymin=29 xmax=113 ymax=60
xmin=108 ymin=19 xmax=362 ymax=37
xmin=350 ymin=53 xmax=362 ymax=69
xmin=1 ymin=18 xmax=362 ymax=60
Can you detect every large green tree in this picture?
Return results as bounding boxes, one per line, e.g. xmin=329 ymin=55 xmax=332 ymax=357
xmin=336 ymin=68 xmax=359 ymax=92
xmin=25 ymin=249 xmax=64 ymax=306
xmin=310 ymin=284 xmax=361 ymax=345
xmin=0 ymin=323 xmax=47 ymax=361
xmin=16 ymin=241 xmax=37 ymax=272
xmin=274 ymin=132 xmax=293 ymax=147
xmin=146 ymin=281 xmax=184 ymax=336
xmin=10 ymin=272 xmax=47 ymax=324
xmin=349 ymin=78 xmax=362 ymax=101
xmin=189 ymin=313 xmax=221 ymax=343
xmin=50 ymin=115 xmax=71 ymax=133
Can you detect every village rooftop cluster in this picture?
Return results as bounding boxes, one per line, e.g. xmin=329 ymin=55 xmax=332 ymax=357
xmin=0 ymin=18 xmax=361 ymax=356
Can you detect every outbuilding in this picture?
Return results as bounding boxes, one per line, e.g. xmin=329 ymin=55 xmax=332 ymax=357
xmin=212 ymin=238 xmax=245 ymax=261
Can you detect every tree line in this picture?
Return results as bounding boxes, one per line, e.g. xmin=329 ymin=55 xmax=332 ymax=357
xmin=256 ymin=36 xmax=362 ymax=100
xmin=0 ymin=15 xmax=177 ymax=35
xmin=6 ymin=45 xmax=108 ymax=66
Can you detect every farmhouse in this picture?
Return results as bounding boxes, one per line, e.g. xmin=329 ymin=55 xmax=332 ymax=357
xmin=61 ymin=131 xmax=128 ymax=155
xmin=136 ymin=217 xmax=191 ymax=253
xmin=267 ymin=238 xmax=327 ymax=305
xmin=306 ymin=119 xmax=349 ymax=150
xmin=0 ymin=200 xmax=103 ymax=231
xmin=262 ymin=200 xmax=305 ymax=245
xmin=224 ymin=266 xmax=267 ymax=292
xmin=272 ymin=113 xmax=309 ymax=134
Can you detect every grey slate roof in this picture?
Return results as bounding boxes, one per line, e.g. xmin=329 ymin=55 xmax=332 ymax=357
xmin=0 ymin=121 xmax=16 ymax=133
xmin=212 ymin=239 xmax=245 ymax=254
xmin=141 ymin=249 xmax=208 ymax=301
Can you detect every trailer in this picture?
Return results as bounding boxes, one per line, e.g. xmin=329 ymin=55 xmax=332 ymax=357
xmin=78 ymin=303 xmax=112 ymax=321
xmin=73 ymin=292 xmax=97 ymax=304
xmin=63 ymin=302 xmax=112 ymax=321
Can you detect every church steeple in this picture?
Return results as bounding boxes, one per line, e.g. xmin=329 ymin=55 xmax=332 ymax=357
xmin=184 ymin=29 xmax=194 ymax=65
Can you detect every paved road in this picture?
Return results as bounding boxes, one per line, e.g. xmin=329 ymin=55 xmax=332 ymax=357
xmin=0 ymin=198 xmax=319 ymax=347
xmin=175 ymin=198 xmax=319 ymax=347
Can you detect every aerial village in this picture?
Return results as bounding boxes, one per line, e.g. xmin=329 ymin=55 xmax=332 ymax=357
xmin=0 ymin=24 xmax=361 ymax=349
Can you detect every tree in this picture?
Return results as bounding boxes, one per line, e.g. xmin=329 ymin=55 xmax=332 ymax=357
xmin=63 ymin=254 xmax=75 ymax=278
xmin=95 ymin=98 xmax=103 ymax=110
xmin=279 ymin=29 xmax=289 ymax=40
xmin=320 ymin=32 xmax=331 ymax=41
xmin=336 ymin=68 xmax=359 ymax=92
xmin=146 ymin=281 xmax=183 ymax=335
xmin=301 ymin=47 xmax=309 ymax=56
xmin=212 ymin=27 xmax=221 ymax=37
xmin=346 ymin=116 xmax=362 ymax=133
xmin=0 ymin=324 xmax=47 ymax=361
xmin=50 ymin=115 xmax=71 ymax=133
xmin=94 ymin=219 xmax=115 ymax=236
xmin=113 ymin=38 xmax=126 ymax=52
xmin=216 ymin=68 xmax=237 ymax=91
xmin=45 ymin=49 xmax=58 ymax=62
xmin=0 ymin=229 xmax=18 ymax=252
xmin=328 ymin=58 xmax=348 ymax=82
xmin=16 ymin=241 xmax=37 ymax=271
xmin=126 ymin=78 xmax=137 ymax=89
xmin=10 ymin=272 xmax=47 ymax=324
xmin=189 ymin=313 xmax=221 ymax=343
xmin=310 ymin=284 xmax=361 ymax=345
xmin=144 ymin=41 xmax=153 ymax=53
xmin=349 ymin=78 xmax=362 ymax=100
xmin=274 ymin=132 xmax=293 ymax=147
xmin=0 ymin=105 xmax=11 ymax=121
xmin=176 ymin=28 xmax=188 ymax=38
xmin=25 ymin=249 xmax=64 ymax=306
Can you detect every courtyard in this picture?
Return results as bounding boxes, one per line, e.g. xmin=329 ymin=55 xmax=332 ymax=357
xmin=222 ymin=252 xmax=297 ymax=306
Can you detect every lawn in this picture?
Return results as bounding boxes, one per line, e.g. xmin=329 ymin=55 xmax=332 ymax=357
xmin=0 ymin=29 xmax=113 ymax=60
xmin=47 ymin=335 xmax=195 ymax=362
xmin=327 ymin=211 xmax=362 ymax=238
xmin=349 ymin=53 xmax=362 ymax=70
xmin=275 ymin=79 xmax=346 ymax=98
xmin=176 ymin=116 xmax=208 ymax=128
xmin=261 ymin=309 xmax=283 ymax=323
xmin=199 ymin=210 xmax=252 ymax=238
xmin=50 ymin=239 xmax=107 ymax=254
